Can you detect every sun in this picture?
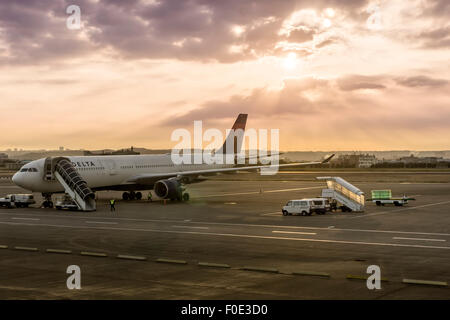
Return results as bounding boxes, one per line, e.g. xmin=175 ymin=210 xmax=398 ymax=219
xmin=282 ymin=52 xmax=298 ymax=70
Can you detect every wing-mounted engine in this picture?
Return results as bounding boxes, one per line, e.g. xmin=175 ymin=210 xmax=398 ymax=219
xmin=154 ymin=178 xmax=183 ymax=200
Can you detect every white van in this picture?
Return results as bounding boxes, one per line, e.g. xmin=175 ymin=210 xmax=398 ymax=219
xmin=282 ymin=198 xmax=330 ymax=216
xmin=0 ymin=194 xmax=35 ymax=208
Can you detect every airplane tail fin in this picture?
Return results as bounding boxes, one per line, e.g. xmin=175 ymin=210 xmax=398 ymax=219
xmin=216 ymin=114 xmax=248 ymax=155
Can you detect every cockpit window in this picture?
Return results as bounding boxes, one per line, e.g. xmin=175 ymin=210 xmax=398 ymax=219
xmin=20 ymin=168 xmax=38 ymax=172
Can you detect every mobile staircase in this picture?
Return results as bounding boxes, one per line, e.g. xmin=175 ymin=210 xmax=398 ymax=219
xmin=53 ymin=159 xmax=96 ymax=211
xmin=316 ymin=176 xmax=364 ymax=212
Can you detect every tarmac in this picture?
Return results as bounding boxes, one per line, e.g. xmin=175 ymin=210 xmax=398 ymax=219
xmin=0 ymin=171 xmax=449 ymax=299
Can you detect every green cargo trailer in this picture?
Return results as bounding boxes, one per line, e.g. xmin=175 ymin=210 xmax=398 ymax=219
xmin=369 ymin=189 xmax=415 ymax=206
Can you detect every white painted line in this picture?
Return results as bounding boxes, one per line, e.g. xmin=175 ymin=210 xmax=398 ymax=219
xmin=2 ymin=221 xmax=450 ymax=250
xmin=196 ymin=186 xmax=322 ymax=198
xmin=393 ymin=237 xmax=446 ymax=242
xmin=85 ymin=221 xmax=118 ymax=225
xmin=2 ymin=216 xmax=450 ymax=237
xmin=260 ymin=212 xmax=281 ymax=216
xmin=11 ymin=217 xmax=40 ymax=221
xmin=172 ymin=225 xmax=209 ymax=230
xmin=353 ymin=200 xmax=450 ymax=219
xmin=272 ymin=230 xmax=317 ymax=235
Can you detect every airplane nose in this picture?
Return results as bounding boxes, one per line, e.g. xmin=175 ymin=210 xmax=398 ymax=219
xmin=12 ymin=172 xmax=22 ymax=187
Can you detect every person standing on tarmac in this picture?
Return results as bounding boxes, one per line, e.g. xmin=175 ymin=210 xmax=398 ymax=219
xmin=147 ymin=192 xmax=153 ymax=202
xmin=110 ymin=199 xmax=116 ymax=212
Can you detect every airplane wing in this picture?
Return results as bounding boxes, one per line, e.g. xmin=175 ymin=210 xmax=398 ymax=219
xmin=127 ymin=154 xmax=334 ymax=185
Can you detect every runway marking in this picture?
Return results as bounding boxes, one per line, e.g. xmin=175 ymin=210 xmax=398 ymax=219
xmin=11 ymin=217 xmax=40 ymax=221
xmin=260 ymin=212 xmax=281 ymax=216
xmin=172 ymin=225 xmax=209 ymax=230
xmin=393 ymin=237 xmax=446 ymax=242
xmin=352 ymin=200 xmax=450 ymax=219
xmin=85 ymin=221 xmax=118 ymax=225
xmin=196 ymin=186 xmax=322 ymax=198
xmin=272 ymin=230 xmax=317 ymax=235
xmin=402 ymin=279 xmax=447 ymax=287
xmin=2 ymin=213 xmax=450 ymax=237
xmin=1 ymin=221 xmax=449 ymax=251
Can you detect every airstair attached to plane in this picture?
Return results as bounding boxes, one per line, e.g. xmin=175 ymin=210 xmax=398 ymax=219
xmin=317 ymin=176 xmax=365 ymax=212
xmin=54 ymin=159 xmax=96 ymax=211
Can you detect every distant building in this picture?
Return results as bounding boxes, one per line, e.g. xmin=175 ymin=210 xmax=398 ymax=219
xmin=0 ymin=153 xmax=8 ymax=159
xmin=333 ymin=153 xmax=378 ymax=168
xmin=358 ymin=154 xmax=378 ymax=168
xmin=398 ymin=155 xmax=443 ymax=164
xmin=84 ymin=146 xmax=140 ymax=156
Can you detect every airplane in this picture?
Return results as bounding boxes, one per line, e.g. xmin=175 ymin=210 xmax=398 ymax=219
xmin=12 ymin=114 xmax=334 ymax=209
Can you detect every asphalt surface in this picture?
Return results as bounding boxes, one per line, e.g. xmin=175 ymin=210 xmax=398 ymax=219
xmin=0 ymin=173 xmax=449 ymax=299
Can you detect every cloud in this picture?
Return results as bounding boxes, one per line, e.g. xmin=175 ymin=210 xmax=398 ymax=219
xmin=395 ymin=75 xmax=448 ymax=87
xmin=337 ymin=75 xmax=386 ymax=91
xmin=0 ymin=0 xmax=372 ymax=65
xmin=163 ymin=74 xmax=450 ymax=135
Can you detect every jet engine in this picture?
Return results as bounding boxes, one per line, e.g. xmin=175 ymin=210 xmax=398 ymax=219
xmin=154 ymin=179 xmax=182 ymax=200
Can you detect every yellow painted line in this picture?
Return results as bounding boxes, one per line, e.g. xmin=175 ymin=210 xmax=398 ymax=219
xmin=156 ymin=258 xmax=187 ymax=265
xmin=198 ymin=262 xmax=230 ymax=268
xmin=402 ymin=279 xmax=447 ymax=287
xmin=272 ymin=230 xmax=317 ymax=235
xmin=241 ymin=266 xmax=279 ymax=273
xmin=292 ymin=271 xmax=330 ymax=278
xmin=0 ymin=245 xmax=8 ymax=249
xmin=346 ymin=274 xmax=389 ymax=282
xmin=80 ymin=251 xmax=107 ymax=257
xmin=14 ymin=246 xmax=38 ymax=252
xmin=46 ymin=249 xmax=72 ymax=254
xmin=117 ymin=254 xmax=147 ymax=261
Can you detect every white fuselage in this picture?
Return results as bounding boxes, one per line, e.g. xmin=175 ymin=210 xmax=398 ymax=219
xmin=12 ymin=154 xmax=229 ymax=193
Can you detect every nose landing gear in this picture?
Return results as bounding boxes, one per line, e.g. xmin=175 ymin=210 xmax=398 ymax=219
xmin=41 ymin=193 xmax=54 ymax=208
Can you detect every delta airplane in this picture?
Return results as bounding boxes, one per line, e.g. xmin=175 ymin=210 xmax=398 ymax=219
xmin=12 ymin=114 xmax=334 ymax=208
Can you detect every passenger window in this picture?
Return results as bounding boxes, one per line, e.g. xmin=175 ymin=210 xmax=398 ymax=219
xmin=287 ymin=201 xmax=292 ymax=206
xmin=300 ymin=201 xmax=307 ymax=206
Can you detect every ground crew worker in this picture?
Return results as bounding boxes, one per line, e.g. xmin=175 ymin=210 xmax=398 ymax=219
xmin=110 ymin=199 xmax=116 ymax=212
xmin=147 ymin=192 xmax=152 ymax=202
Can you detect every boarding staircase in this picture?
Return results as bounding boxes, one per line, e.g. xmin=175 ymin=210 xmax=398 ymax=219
xmin=54 ymin=159 xmax=96 ymax=211
xmin=317 ymin=176 xmax=365 ymax=212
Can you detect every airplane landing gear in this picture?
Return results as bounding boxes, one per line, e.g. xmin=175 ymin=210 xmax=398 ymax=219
xmin=42 ymin=193 xmax=54 ymax=208
xmin=122 ymin=191 xmax=143 ymax=201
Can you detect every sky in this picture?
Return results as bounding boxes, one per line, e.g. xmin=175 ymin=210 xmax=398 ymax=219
xmin=0 ymin=0 xmax=449 ymax=151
